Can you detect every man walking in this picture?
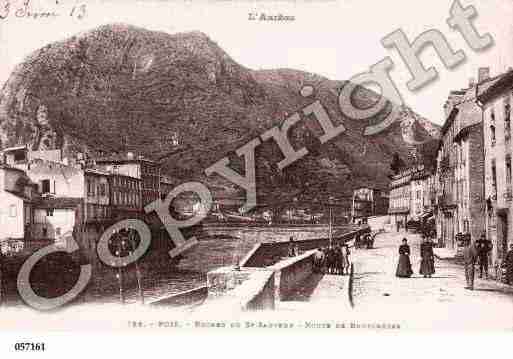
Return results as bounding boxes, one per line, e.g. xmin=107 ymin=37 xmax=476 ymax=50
xmin=463 ymin=237 xmax=478 ymax=290
xmin=476 ymin=233 xmax=493 ymax=279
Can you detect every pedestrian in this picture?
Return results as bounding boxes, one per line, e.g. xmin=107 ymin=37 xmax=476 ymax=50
xmin=313 ymin=247 xmax=324 ymax=274
xmin=288 ymin=237 xmax=297 ymax=257
xmin=396 ymin=238 xmax=413 ymax=278
xmin=326 ymin=246 xmax=336 ymax=274
xmin=0 ymin=250 xmax=3 ymax=306
xmin=505 ymin=243 xmax=513 ymax=285
xmin=341 ymin=243 xmax=350 ymax=275
xmin=419 ymin=235 xmax=435 ymax=278
xmin=475 ymin=233 xmax=493 ymax=279
xmin=365 ymin=233 xmax=373 ymax=249
xmin=463 ymin=237 xmax=478 ymax=290
xmin=334 ymin=245 xmax=343 ymax=275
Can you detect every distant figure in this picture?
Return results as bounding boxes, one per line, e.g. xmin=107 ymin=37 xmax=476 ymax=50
xmin=475 ymin=234 xmax=493 ymax=279
xmin=341 ymin=243 xmax=350 ymax=275
xmin=288 ymin=237 xmax=299 ymax=257
xmin=313 ymin=247 xmax=325 ymax=273
xmin=463 ymin=238 xmax=478 ymax=290
xmin=334 ymin=245 xmax=343 ymax=275
xmin=505 ymin=243 xmax=513 ymax=285
xmin=0 ymin=250 xmax=3 ymax=305
xmin=419 ymin=236 xmax=435 ymax=278
xmin=354 ymin=234 xmax=361 ymax=249
xmin=325 ymin=246 xmax=336 ymax=274
xmin=396 ymin=238 xmax=413 ymax=278
xmin=365 ymin=233 xmax=373 ymax=249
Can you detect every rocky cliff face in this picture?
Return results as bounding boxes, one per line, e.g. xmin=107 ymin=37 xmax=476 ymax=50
xmin=0 ymin=24 xmax=439 ymax=201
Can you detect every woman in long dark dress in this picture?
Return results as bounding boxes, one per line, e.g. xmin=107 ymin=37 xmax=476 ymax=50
xmin=419 ymin=236 xmax=435 ymax=277
xmin=505 ymin=243 xmax=513 ymax=285
xmin=396 ymin=238 xmax=413 ymax=278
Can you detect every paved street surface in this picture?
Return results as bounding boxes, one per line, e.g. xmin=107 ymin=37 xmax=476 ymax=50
xmin=274 ymin=231 xmax=513 ymax=330
xmin=277 ymin=273 xmax=351 ymax=312
xmin=349 ymin=231 xmax=513 ymax=330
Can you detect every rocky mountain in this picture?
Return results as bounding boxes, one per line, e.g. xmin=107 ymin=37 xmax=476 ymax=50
xmin=0 ymin=24 xmax=440 ymax=202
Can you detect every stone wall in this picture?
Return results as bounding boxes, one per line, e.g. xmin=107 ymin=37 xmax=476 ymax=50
xmin=202 ymin=266 xmax=275 ymax=311
xmin=241 ymin=227 xmax=370 ymax=268
xmin=271 ymin=250 xmax=315 ymax=301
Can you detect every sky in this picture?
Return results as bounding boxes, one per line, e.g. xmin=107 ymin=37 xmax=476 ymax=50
xmin=1 ymin=0 xmax=512 ymax=126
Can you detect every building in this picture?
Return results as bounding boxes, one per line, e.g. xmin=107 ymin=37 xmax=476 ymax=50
xmin=476 ymin=69 xmax=513 ymax=273
xmin=32 ymin=197 xmax=82 ymax=245
xmin=388 ymin=170 xmax=412 ymax=229
xmin=108 ymin=172 xmax=142 ymax=221
xmin=1 ymin=145 xmax=63 ymax=171
xmin=0 ymin=164 xmax=37 ymax=241
xmin=352 ymin=187 xmax=389 ymax=220
xmin=434 ymin=69 xmax=490 ymax=252
xmin=388 ymin=164 xmax=434 ymax=231
xmin=95 ymin=152 xmax=161 ymax=206
xmin=160 ymin=174 xmax=174 ymax=200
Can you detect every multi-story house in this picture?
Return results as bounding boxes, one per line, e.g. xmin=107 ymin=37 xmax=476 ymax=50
xmin=25 ymin=160 xmax=112 ymax=241
xmin=352 ymin=187 xmax=389 ymax=220
xmin=435 ymin=69 xmax=489 ymax=252
xmin=389 ymin=163 xmax=435 ymax=232
xmin=388 ymin=170 xmax=412 ymax=230
xmin=108 ymin=172 xmax=142 ymax=221
xmin=477 ymin=69 xmax=513 ymax=274
xmin=0 ymin=164 xmax=37 ymax=241
xmin=95 ymin=152 xmax=161 ymax=207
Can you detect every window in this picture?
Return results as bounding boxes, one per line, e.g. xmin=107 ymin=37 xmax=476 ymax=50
xmin=492 ymin=159 xmax=498 ymax=197
xmin=507 ymin=155 xmax=512 ymax=185
xmin=505 ymin=99 xmax=511 ymax=140
xmin=9 ymin=205 xmax=17 ymax=217
xmin=56 ymin=227 xmax=61 ymax=236
xmin=99 ymin=183 xmax=106 ymax=196
xmin=41 ymin=179 xmax=50 ymax=194
xmin=46 ymin=209 xmax=54 ymax=217
xmin=490 ymin=125 xmax=496 ymax=145
xmin=87 ymin=180 xmax=95 ymax=196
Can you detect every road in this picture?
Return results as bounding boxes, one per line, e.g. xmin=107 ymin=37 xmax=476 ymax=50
xmin=350 ymin=231 xmax=513 ymax=330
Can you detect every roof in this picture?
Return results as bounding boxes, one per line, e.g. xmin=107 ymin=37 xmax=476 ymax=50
xmin=4 ymin=190 xmax=33 ymax=202
xmin=0 ymin=163 xmax=27 ymax=173
xmin=95 ymin=154 xmax=158 ymax=165
xmin=35 ymin=197 xmax=83 ymax=209
xmin=0 ymin=145 xmax=28 ymax=153
xmin=441 ymin=75 xmax=501 ymax=139
xmin=477 ymin=70 xmax=513 ymax=105
xmin=84 ymin=168 xmax=111 ymax=176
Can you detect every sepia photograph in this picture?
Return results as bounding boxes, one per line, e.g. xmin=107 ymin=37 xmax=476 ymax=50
xmin=0 ymin=1 xmax=512 ymax=354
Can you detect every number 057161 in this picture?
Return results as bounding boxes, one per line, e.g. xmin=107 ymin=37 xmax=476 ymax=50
xmin=14 ymin=343 xmax=45 ymax=351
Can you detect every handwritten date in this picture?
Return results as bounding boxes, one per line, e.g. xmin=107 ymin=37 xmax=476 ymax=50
xmin=0 ymin=0 xmax=87 ymax=20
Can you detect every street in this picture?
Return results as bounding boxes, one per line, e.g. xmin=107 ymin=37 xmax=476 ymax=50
xmin=351 ymin=231 xmax=513 ymax=330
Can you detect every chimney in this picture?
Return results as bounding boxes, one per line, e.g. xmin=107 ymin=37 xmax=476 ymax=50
xmin=478 ymin=67 xmax=490 ymax=83
xmin=127 ymin=152 xmax=134 ymax=160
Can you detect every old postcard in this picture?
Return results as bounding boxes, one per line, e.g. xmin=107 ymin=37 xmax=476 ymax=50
xmin=0 ymin=0 xmax=513 ymax=346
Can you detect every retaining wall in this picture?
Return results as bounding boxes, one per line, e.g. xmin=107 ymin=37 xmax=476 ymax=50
xmin=270 ymin=250 xmax=316 ymax=301
xmin=241 ymin=226 xmax=370 ymax=267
